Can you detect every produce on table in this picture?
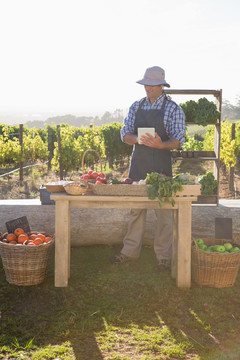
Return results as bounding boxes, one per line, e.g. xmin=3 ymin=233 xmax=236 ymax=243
xmin=90 ymin=171 xmax=99 ymax=179
xmin=80 ymin=170 xmax=106 ymax=182
xmin=91 ymin=172 xmax=200 ymax=203
xmin=121 ymin=178 xmax=133 ymax=184
xmin=110 ymin=177 xmax=122 ymax=184
xmin=145 ymin=172 xmax=184 ymax=207
xmin=96 ymin=176 xmax=107 ymax=184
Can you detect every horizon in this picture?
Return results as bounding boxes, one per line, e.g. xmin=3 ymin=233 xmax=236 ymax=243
xmin=0 ymin=92 xmax=238 ymax=125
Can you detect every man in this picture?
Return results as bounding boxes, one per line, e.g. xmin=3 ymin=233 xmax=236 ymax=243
xmin=111 ymin=66 xmax=186 ymax=270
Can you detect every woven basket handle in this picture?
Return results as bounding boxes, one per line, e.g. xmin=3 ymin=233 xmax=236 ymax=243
xmin=82 ymin=149 xmax=102 ymax=175
xmin=192 ymin=238 xmax=199 ymax=250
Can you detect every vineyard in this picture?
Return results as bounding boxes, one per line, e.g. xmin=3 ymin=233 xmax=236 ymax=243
xmin=1 ymin=120 xmax=240 ymax=200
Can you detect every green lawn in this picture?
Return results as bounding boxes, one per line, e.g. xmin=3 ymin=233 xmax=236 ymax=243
xmin=1 ymin=245 xmax=240 ymax=359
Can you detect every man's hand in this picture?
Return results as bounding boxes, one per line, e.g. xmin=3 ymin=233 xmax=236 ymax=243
xmin=123 ymin=133 xmax=138 ymax=145
xmin=140 ymin=132 xmax=180 ymax=150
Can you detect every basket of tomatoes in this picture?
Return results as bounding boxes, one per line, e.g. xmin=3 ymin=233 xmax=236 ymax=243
xmin=0 ymin=229 xmax=54 ymax=286
xmin=79 ymin=149 xmax=106 ymax=184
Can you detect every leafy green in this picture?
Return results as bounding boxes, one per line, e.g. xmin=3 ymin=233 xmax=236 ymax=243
xmin=180 ymin=97 xmax=220 ymax=126
xmin=181 ymin=135 xmax=203 ymax=151
xmin=198 ymin=172 xmax=218 ymax=195
xmin=145 ymin=172 xmax=184 ymax=207
xmin=110 ymin=177 xmax=122 ymax=184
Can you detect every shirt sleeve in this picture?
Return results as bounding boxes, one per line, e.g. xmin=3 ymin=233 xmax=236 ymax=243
xmin=120 ymin=101 xmax=139 ymax=141
xmin=165 ymin=103 xmax=186 ymax=147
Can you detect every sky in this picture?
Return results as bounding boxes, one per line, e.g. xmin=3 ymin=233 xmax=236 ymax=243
xmin=0 ymin=0 xmax=240 ymax=118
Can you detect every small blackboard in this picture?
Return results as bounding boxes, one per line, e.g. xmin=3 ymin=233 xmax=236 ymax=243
xmin=215 ymin=217 xmax=232 ymax=240
xmin=5 ymin=216 xmax=31 ymax=234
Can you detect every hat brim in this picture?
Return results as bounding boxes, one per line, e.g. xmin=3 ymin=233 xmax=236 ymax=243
xmin=136 ymin=79 xmax=170 ymax=87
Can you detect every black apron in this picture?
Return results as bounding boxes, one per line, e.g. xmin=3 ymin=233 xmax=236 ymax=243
xmin=128 ymin=96 xmax=172 ymax=181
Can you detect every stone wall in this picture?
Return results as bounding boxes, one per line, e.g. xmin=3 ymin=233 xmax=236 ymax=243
xmin=0 ymin=203 xmax=240 ymax=245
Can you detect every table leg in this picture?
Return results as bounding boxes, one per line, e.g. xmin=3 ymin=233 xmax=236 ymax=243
xmin=171 ymin=210 xmax=178 ymax=279
xmin=54 ymin=199 xmax=71 ymax=287
xmin=176 ymin=201 xmax=192 ymax=288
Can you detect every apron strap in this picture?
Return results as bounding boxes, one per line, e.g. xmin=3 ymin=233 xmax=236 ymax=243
xmin=135 ymin=95 xmax=168 ymax=127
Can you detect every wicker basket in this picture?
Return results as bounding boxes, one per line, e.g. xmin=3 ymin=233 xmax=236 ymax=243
xmin=0 ymin=232 xmax=54 ymax=286
xmin=64 ymin=182 xmax=93 ymax=196
xmin=89 ymin=183 xmax=149 ymax=196
xmin=46 ymin=181 xmax=73 ymax=193
xmin=89 ymin=184 xmax=201 ymax=197
xmin=80 ymin=149 xmax=103 ymax=184
xmin=192 ymin=238 xmax=240 ymax=288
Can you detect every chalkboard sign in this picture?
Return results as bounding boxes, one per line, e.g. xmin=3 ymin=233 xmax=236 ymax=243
xmin=5 ymin=216 xmax=31 ymax=234
xmin=215 ymin=217 xmax=232 ymax=240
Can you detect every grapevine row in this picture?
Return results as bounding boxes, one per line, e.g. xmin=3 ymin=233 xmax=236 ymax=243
xmin=0 ymin=121 xmax=240 ymax=174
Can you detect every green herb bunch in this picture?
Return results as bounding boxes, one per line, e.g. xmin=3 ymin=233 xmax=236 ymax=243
xmin=198 ymin=172 xmax=218 ymax=195
xmin=110 ymin=177 xmax=122 ymax=184
xmin=181 ymin=135 xmax=203 ymax=151
xmin=145 ymin=172 xmax=184 ymax=207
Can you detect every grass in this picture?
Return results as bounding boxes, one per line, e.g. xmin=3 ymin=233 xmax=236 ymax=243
xmin=1 ymin=245 xmax=240 ymax=359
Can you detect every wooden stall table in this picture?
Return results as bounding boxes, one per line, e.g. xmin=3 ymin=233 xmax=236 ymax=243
xmin=51 ymin=188 xmax=199 ymax=288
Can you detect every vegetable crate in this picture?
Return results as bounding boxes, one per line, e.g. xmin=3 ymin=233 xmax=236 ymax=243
xmin=0 ymin=233 xmax=54 ymax=286
xmin=192 ymin=238 xmax=240 ymax=288
xmin=89 ymin=184 xmax=201 ymax=197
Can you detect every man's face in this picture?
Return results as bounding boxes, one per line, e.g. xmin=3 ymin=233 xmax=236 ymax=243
xmin=144 ymin=85 xmax=163 ymax=104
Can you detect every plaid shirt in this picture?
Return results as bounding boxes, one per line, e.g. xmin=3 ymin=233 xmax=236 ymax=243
xmin=121 ymin=93 xmax=186 ymax=146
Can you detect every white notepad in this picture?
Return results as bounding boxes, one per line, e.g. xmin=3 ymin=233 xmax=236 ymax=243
xmin=138 ymin=127 xmax=155 ymax=144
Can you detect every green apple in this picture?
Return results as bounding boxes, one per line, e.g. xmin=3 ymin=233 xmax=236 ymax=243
xmin=230 ymin=247 xmax=240 ymax=253
xmin=199 ymin=244 xmax=208 ymax=251
xmin=211 ymin=245 xmax=219 ymax=252
xmin=215 ymin=245 xmax=226 ymax=253
xmin=195 ymin=238 xmax=204 ymax=246
xmin=206 ymin=247 xmax=213 ymax=252
xmin=224 ymin=243 xmax=233 ymax=251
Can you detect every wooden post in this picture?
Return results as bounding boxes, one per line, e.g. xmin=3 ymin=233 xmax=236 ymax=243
xmin=214 ymin=89 xmax=222 ymax=204
xmin=57 ymin=125 xmax=63 ymax=180
xmin=19 ymin=124 xmax=23 ymax=183
xmin=229 ymin=123 xmax=235 ymax=192
xmin=48 ymin=127 xmax=53 ymax=171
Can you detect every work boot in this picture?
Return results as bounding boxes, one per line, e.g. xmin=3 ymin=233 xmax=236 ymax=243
xmin=158 ymin=259 xmax=171 ymax=271
xmin=110 ymin=253 xmax=134 ymax=264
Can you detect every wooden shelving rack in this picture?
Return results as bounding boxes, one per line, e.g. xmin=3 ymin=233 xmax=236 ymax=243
xmin=165 ymin=89 xmax=222 ymax=204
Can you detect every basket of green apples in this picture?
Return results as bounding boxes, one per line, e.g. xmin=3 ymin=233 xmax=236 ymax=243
xmin=192 ymin=237 xmax=240 ymax=288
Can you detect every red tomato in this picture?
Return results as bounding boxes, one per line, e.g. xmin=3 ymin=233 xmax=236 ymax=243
xmin=95 ymin=180 xmax=102 ymax=184
xmin=91 ymin=171 xmax=99 ymax=179
xmin=98 ymin=172 xmax=105 ymax=178
xmin=81 ymin=174 xmax=91 ymax=180
xmin=88 ymin=170 xmax=93 ymax=176
xmin=96 ymin=176 xmax=107 ymax=184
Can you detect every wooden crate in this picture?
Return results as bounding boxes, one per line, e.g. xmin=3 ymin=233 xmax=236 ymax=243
xmin=175 ymin=185 xmax=201 ymax=197
xmin=89 ymin=184 xmax=201 ymax=197
xmin=193 ymin=195 xmax=218 ymax=204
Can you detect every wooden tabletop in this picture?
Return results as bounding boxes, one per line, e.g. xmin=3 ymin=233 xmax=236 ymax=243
xmin=50 ymin=193 xmax=198 ymax=209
